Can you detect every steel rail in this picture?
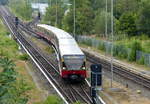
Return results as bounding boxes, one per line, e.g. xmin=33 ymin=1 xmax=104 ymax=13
xmin=86 ymin=52 xmax=150 ymax=90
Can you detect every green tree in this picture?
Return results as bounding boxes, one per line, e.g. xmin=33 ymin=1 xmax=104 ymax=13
xmin=137 ymin=0 xmax=150 ymax=37
xmin=94 ymin=10 xmax=111 ymax=36
xmin=9 ymin=0 xmax=32 ymax=21
xmin=44 ymin=4 xmax=65 ymax=28
xmin=114 ymin=0 xmax=139 ymax=19
xmin=118 ymin=12 xmax=137 ymax=36
xmin=63 ymin=0 xmax=94 ymax=35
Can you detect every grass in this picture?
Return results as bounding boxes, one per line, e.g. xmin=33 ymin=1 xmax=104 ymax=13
xmin=0 ymin=20 xmax=19 ymax=59
xmin=36 ymin=95 xmax=63 ymax=104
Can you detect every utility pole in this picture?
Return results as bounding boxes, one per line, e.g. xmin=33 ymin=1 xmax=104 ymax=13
xmin=55 ymin=0 xmax=58 ymax=27
xmin=38 ymin=0 xmax=40 ymax=12
xmin=105 ymin=0 xmax=108 ymax=40
xmin=110 ymin=0 xmax=114 ymax=88
xmin=50 ymin=0 xmax=51 ymax=7
xmin=48 ymin=0 xmax=52 ymax=7
xmin=73 ymin=0 xmax=76 ymax=39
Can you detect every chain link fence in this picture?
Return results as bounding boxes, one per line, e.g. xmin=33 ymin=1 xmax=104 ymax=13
xmin=76 ymin=35 xmax=150 ymax=67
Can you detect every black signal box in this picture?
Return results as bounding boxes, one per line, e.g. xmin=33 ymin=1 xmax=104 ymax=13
xmin=91 ymin=64 xmax=102 ymax=87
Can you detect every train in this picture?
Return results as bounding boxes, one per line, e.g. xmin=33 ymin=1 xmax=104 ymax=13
xmin=35 ymin=24 xmax=87 ymax=80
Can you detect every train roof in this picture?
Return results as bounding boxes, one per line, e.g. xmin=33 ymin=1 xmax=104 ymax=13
xmin=37 ymin=24 xmax=84 ymax=56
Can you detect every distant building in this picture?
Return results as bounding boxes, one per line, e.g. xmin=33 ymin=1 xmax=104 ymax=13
xmin=31 ymin=3 xmax=48 ymax=15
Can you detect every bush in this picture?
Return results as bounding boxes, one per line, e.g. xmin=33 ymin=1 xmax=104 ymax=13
xmin=0 ymin=57 xmax=30 ymax=104
xmin=117 ymin=45 xmax=128 ymax=59
xmin=43 ymin=95 xmax=63 ymax=104
xmin=19 ymin=54 xmax=29 ymax=61
xmin=81 ymin=39 xmax=92 ymax=47
xmin=128 ymin=40 xmax=142 ymax=61
xmin=98 ymin=42 xmax=105 ymax=51
xmin=137 ymin=56 xmax=145 ymax=65
xmin=73 ymin=101 xmax=81 ymax=104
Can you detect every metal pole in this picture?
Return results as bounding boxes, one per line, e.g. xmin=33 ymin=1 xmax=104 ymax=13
xmin=110 ymin=0 xmax=114 ymax=88
xmin=73 ymin=0 xmax=76 ymax=38
xmin=38 ymin=0 xmax=40 ymax=12
xmin=55 ymin=0 xmax=58 ymax=27
xmin=105 ymin=0 xmax=108 ymax=40
xmin=49 ymin=0 xmax=51 ymax=7
xmin=105 ymin=0 xmax=108 ymax=57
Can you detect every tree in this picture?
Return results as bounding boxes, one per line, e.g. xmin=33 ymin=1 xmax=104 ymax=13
xmin=118 ymin=12 xmax=137 ymax=36
xmin=114 ymin=0 xmax=139 ymax=19
xmin=137 ymin=0 xmax=150 ymax=37
xmin=44 ymin=4 xmax=65 ymax=28
xmin=63 ymin=0 xmax=94 ymax=35
xmin=94 ymin=10 xmax=111 ymax=36
xmin=9 ymin=0 xmax=32 ymax=21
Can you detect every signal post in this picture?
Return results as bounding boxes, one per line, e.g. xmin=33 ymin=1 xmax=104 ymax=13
xmin=90 ymin=64 xmax=102 ymax=104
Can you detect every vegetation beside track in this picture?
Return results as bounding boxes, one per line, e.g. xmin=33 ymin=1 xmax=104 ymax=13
xmin=42 ymin=0 xmax=150 ymax=67
xmin=0 ymin=19 xmax=62 ymax=104
xmin=0 ymin=19 xmax=30 ymax=103
xmin=8 ymin=0 xmax=32 ymax=21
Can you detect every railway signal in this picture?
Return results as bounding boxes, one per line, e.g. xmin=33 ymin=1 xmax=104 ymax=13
xmin=90 ymin=64 xmax=102 ymax=104
xmin=91 ymin=64 xmax=102 ymax=87
xmin=15 ymin=17 xmax=19 ymax=28
xmin=38 ymin=12 xmax=41 ymax=20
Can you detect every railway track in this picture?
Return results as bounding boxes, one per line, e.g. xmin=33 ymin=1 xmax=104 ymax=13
xmin=6 ymin=6 xmax=150 ymax=91
xmin=15 ymin=10 xmax=150 ymax=91
xmin=85 ymin=51 xmax=150 ymax=90
xmin=0 ymin=6 xmax=96 ymax=104
xmin=3 ymin=5 xmax=149 ymax=103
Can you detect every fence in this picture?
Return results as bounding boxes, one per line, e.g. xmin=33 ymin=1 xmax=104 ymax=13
xmin=76 ymin=35 xmax=150 ymax=67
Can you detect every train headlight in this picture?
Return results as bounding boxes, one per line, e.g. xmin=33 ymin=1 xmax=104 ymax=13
xmin=82 ymin=67 xmax=86 ymax=70
xmin=63 ymin=67 xmax=66 ymax=70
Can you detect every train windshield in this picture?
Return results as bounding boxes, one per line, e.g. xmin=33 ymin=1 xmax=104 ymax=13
xmin=63 ymin=55 xmax=85 ymax=70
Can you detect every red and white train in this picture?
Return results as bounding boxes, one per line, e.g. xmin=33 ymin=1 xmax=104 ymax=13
xmin=36 ymin=24 xmax=87 ymax=80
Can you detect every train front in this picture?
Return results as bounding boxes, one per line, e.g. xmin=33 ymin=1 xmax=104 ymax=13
xmin=61 ymin=55 xmax=87 ymax=81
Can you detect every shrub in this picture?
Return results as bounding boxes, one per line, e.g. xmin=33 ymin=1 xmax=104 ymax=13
xmin=45 ymin=47 xmax=55 ymax=53
xmin=81 ymin=39 xmax=92 ymax=46
xmin=19 ymin=54 xmax=29 ymax=61
xmin=43 ymin=95 xmax=63 ymax=104
xmin=137 ymin=56 xmax=145 ymax=65
xmin=98 ymin=42 xmax=105 ymax=51
xmin=117 ymin=45 xmax=128 ymax=59
xmin=73 ymin=101 xmax=81 ymax=104
xmin=128 ymin=40 xmax=142 ymax=61
xmin=0 ymin=57 xmax=30 ymax=104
